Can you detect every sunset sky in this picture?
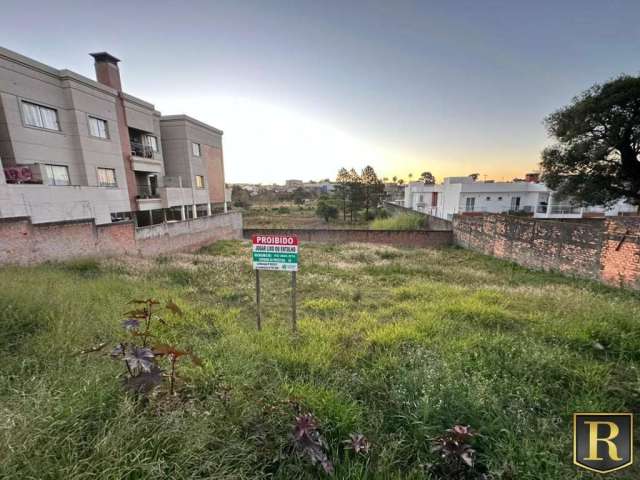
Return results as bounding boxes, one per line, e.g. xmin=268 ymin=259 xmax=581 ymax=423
xmin=2 ymin=0 xmax=639 ymax=184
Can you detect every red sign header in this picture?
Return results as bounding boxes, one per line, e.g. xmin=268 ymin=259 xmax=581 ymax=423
xmin=252 ymin=234 xmax=298 ymax=246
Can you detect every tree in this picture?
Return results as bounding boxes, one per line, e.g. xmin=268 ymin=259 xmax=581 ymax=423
xmin=335 ymin=168 xmax=350 ymax=221
xmin=468 ymin=173 xmax=480 ymax=181
xmin=419 ymin=171 xmax=436 ymax=184
xmin=398 ymin=179 xmax=404 ymax=185
xmin=361 ymin=166 xmax=385 ymax=220
xmin=541 ymin=75 xmax=640 ymax=206
xmin=408 ymin=173 xmax=413 ymax=182
xmin=316 ymin=197 xmax=338 ymax=222
xmin=292 ymin=187 xmax=308 ymax=205
xmin=392 ymin=176 xmax=398 ymax=183
xmin=347 ymin=168 xmax=364 ymax=222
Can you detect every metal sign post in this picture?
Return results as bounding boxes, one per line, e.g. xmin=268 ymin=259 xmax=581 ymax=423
xmin=251 ymin=234 xmax=299 ymax=331
xmin=256 ymin=269 xmax=261 ymax=330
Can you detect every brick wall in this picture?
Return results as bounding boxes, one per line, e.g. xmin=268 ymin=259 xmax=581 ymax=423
xmin=0 ymin=212 xmax=242 ymax=265
xmin=243 ymin=228 xmax=453 ymax=248
xmin=453 ymin=214 xmax=640 ymax=289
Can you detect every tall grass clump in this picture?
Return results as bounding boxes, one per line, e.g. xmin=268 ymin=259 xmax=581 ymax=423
xmin=370 ymin=213 xmax=425 ymax=230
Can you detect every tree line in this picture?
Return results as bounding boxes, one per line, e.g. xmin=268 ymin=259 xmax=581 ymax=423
xmin=316 ymin=166 xmax=386 ymax=223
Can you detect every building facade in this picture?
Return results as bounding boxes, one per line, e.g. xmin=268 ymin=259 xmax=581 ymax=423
xmin=0 ymin=47 xmax=228 ymax=225
xmin=404 ymin=175 xmax=636 ymax=220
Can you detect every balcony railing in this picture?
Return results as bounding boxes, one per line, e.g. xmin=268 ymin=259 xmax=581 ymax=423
xmin=130 ymin=141 xmax=157 ymax=160
xmin=136 ymin=184 xmax=160 ymax=199
xmin=536 ymin=204 xmax=582 ymax=215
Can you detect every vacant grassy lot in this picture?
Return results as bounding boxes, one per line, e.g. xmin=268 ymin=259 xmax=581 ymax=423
xmin=1 ymin=241 xmax=639 ymax=479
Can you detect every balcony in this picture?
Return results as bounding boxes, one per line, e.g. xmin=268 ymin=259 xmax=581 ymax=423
xmin=130 ymin=141 xmax=156 ymax=160
xmin=136 ymin=183 xmax=160 ymax=199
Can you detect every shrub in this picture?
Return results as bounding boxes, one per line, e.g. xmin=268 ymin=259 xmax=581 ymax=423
xmin=370 ymin=213 xmax=425 ymax=230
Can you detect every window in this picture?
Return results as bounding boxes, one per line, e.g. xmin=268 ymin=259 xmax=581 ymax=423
xmin=145 ymin=135 xmax=158 ymax=152
xmin=195 ymin=175 xmax=205 ymax=188
xmin=465 ymin=197 xmax=475 ymax=212
xmin=22 ymin=101 xmax=60 ymax=131
xmin=511 ymin=196 xmax=521 ymax=211
xmin=431 ymin=192 xmax=438 ymax=205
xmin=486 ymin=196 xmax=491 ymax=201
xmin=192 ymin=142 xmax=201 ymax=157
xmin=88 ymin=116 xmax=109 ymax=139
xmin=498 ymin=196 xmax=503 ymax=201
xmin=97 ymin=168 xmax=117 ymax=187
xmin=418 ymin=194 xmax=424 ymax=202
xmin=45 ymin=164 xmax=70 ymax=186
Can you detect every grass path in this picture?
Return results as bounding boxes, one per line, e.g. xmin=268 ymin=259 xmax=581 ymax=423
xmin=1 ymin=241 xmax=639 ymax=479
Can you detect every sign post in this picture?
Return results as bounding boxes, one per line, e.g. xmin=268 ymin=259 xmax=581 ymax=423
xmin=252 ymin=234 xmax=299 ymax=331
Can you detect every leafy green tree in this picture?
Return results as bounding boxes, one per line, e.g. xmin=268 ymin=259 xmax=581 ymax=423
xmin=347 ymin=168 xmax=364 ymax=222
xmin=361 ymin=166 xmax=385 ymax=220
xmin=541 ymin=75 xmax=640 ymax=206
xmin=292 ymin=187 xmax=308 ymax=205
xmin=316 ymin=197 xmax=338 ymax=222
xmin=419 ymin=171 xmax=436 ymax=184
xmin=335 ymin=168 xmax=350 ymax=221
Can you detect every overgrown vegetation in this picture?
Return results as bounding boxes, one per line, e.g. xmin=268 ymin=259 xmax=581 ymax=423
xmin=1 ymin=241 xmax=639 ymax=479
xmin=370 ymin=212 xmax=425 ymax=230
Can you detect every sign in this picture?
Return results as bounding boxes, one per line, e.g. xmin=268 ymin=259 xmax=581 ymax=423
xmin=574 ymin=413 xmax=633 ymax=473
xmin=252 ymin=234 xmax=299 ymax=272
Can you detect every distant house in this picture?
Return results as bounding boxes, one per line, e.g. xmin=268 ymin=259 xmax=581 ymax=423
xmin=404 ymin=175 xmax=636 ymax=220
xmin=0 ymin=47 xmax=227 ymax=226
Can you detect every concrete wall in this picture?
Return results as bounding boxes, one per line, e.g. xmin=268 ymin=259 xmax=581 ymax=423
xmin=0 ymin=212 xmax=243 ymax=265
xmin=243 ymin=228 xmax=452 ymax=248
xmin=453 ymin=214 xmax=640 ymax=289
xmin=160 ymin=115 xmax=224 ymax=196
xmin=0 ymin=48 xmax=128 ymax=190
xmin=0 ymin=181 xmax=130 ymax=225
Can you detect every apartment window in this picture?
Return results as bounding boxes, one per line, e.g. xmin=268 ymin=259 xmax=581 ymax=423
xmin=431 ymin=192 xmax=438 ymax=205
xmin=97 ymin=168 xmax=117 ymax=187
xmin=418 ymin=194 xmax=424 ymax=202
xmin=192 ymin=142 xmax=201 ymax=157
xmin=511 ymin=196 xmax=521 ymax=211
xmin=45 ymin=164 xmax=70 ymax=186
xmin=145 ymin=135 xmax=159 ymax=152
xmin=88 ymin=116 xmax=109 ymax=139
xmin=195 ymin=175 xmax=205 ymax=188
xmin=486 ymin=196 xmax=491 ymax=201
xmin=465 ymin=197 xmax=475 ymax=212
xmin=22 ymin=101 xmax=60 ymax=131
xmin=498 ymin=196 xmax=503 ymax=201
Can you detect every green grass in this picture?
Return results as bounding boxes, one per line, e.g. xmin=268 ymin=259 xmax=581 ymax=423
xmin=1 ymin=241 xmax=639 ymax=479
xmin=370 ymin=213 xmax=425 ymax=230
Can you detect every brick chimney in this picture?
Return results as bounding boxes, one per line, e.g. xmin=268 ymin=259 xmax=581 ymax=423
xmin=90 ymin=52 xmax=122 ymax=91
xmin=90 ymin=52 xmax=138 ymax=211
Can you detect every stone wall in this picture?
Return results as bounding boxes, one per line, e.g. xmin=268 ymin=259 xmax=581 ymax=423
xmin=453 ymin=214 xmax=640 ymax=289
xmin=0 ymin=212 xmax=242 ymax=265
xmin=243 ymin=228 xmax=452 ymax=248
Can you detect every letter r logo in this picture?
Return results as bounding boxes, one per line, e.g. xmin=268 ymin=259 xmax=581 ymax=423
xmin=574 ymin=413 xmax=633 ymax=473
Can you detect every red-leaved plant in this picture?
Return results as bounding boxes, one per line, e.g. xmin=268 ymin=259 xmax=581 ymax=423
xmin=86 ymin=298 xmax=202 ymax=398
xmin=430 ymin=424 xmax=490 ymax=479
xmin=292 ymin=413 xmax=334 ymax=475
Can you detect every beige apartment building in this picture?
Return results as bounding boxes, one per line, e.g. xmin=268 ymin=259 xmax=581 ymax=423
xmin=0 ymin=47 xmax=228 ymax=226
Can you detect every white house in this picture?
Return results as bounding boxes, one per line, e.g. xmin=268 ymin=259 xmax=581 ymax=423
xmin=403 ymin=175 xmax=636 ymax=220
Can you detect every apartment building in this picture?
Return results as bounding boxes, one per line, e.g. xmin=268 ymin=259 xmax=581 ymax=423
xmin=0 ymin=47 xmax=228 ymax=226
xmin=404 ymin=174 xmax=636 ymax=220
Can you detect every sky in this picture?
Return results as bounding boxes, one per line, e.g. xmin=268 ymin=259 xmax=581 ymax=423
xmin=2 ymin=0 xmax=639 ymax=184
